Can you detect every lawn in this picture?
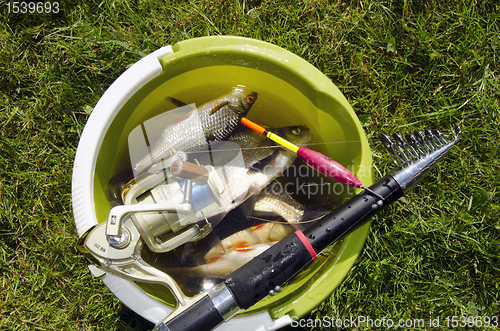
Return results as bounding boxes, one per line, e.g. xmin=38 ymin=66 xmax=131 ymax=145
xmin=1 ymin=0 xmax=499 ymax=330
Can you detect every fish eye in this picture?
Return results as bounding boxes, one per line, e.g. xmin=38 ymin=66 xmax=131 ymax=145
xmin=292 ymin=128 xmax=301 ymax=135
xmin=246 ymin=96 xmax=255 ymax=104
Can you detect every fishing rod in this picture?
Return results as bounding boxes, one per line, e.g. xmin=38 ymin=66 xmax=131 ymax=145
xmin=153 ymin=126 xmax=461 ymax=331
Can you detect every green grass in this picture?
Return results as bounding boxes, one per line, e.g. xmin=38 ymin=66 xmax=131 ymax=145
xmin=1 ymin=0 xmax=499 ymax=330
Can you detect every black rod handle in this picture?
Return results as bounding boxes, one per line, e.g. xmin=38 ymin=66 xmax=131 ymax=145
xmin=225 ymin=230 xmax=314 ymax=309
xmin=159 ymin=174 xmax=404 ymax=330
xmin=225 ymin=174 xmax=403 ymax=310
xmin=158 ymin=295 xmax=224 ymax=331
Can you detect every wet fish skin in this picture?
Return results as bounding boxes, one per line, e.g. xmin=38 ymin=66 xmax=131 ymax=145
xmin=253 ymin=185 xmax=305 ymax=224
xmin=208 ymin=129 xmax=273 ymax=172
xmin=180 ymin=243 xmax=275 ymax=279
xmin=227 ymin=130 xmax=272 ymax=169
xmin=134 ymin=89 xmax=258 ymax=174
xmin=251 ymin=179 xmax=343 ymax=231
xmin=198 ymin=89 xmax=257 ymax=141
xmin=228 ymin=125 xmax=310 ymax=169
xmin=198 ymin=125 xmax=311 ymax=220
xmin=118 ymin=125 xmax=310 ymax=234
xmin=204 ymin=222 xmax=294 ymax=263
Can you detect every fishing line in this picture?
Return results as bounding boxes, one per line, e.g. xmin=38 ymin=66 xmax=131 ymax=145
xmin=182 ymin=141 xmax=364 ymax=155
xmin=306 ymin=140 xmax=363 ymax=146
xmin=183 ymin=143 xmax=365 ymax=157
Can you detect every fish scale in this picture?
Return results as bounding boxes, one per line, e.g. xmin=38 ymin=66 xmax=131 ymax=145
xmin=228 ymin=130 xmax=274 ymax=168
xmin=253 ymin=186 xmax=305 ymax=224
xmin=133 ymin=89 xmax=258 ymax=174
xmin=199 ymin=107 xmax=240 ymax=141
xmin=136 ymin=110 xmax=207 ymax=172
xmin=168 ymin=243 xmax=275 ymax=279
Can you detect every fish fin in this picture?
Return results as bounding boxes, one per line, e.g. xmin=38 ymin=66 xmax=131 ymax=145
xmin=251 ymin=223 xmax=267 ymax=231
xmin=230 ymin=241 xmax=249 ymax=249
xmin=202 ymin=231 xmax=227 ymax=263
xmin=210 ymin=101 xmax=229 ymax=115
xmin=206 ymin=256 xmax=222 ymax=264
xmin=228 ymin=187 xmax=259 ymax=225
xmin=165 ymin=96 xmax=188 ymax=107
xmin=231 ymin=185 xmax=260 ymax=205
xmin=235 ymin=246 xmax=255 ymax=252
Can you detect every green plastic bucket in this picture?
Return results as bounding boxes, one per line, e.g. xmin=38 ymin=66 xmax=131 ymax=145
xmin=72 ymin=36 xmax=373 ymax=329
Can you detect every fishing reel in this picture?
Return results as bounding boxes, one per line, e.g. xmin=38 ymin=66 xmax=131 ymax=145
xmin=106 ymin=152 xmax=225 ymax=253
xmin=78 ymin=152 xmax=225 ymax=306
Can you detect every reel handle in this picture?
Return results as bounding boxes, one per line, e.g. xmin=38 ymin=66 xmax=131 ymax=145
xmin=170 ymin=159 xmax=209 ymax=184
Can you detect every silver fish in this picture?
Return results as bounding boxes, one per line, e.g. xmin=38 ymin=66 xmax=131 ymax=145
xmin=171 ymin=243 xmax=275 ymax=279
xmin=184 ymin=238 xmax=345 ymax=280
xmin=130 ymin=125 xmax=310 ymax=237
xmin=134 ymin=89 xmax=258 ymax=174
xmin=228 ymin=129 xmax=275 ymax=169
xmin=124 ymin=125 xmax=310 ymax=236
xmin=204 ymin=222 xmax=295 ymax=263
xmin=250 ymin=180 xmax=343 ymax=231
xmin=205 ymin=128 xmax=275 ymax=174
xmin=253 ymin=184 xmax=306 ymax=224
xmin=196 ymin=125 xmax=310 ymax=221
